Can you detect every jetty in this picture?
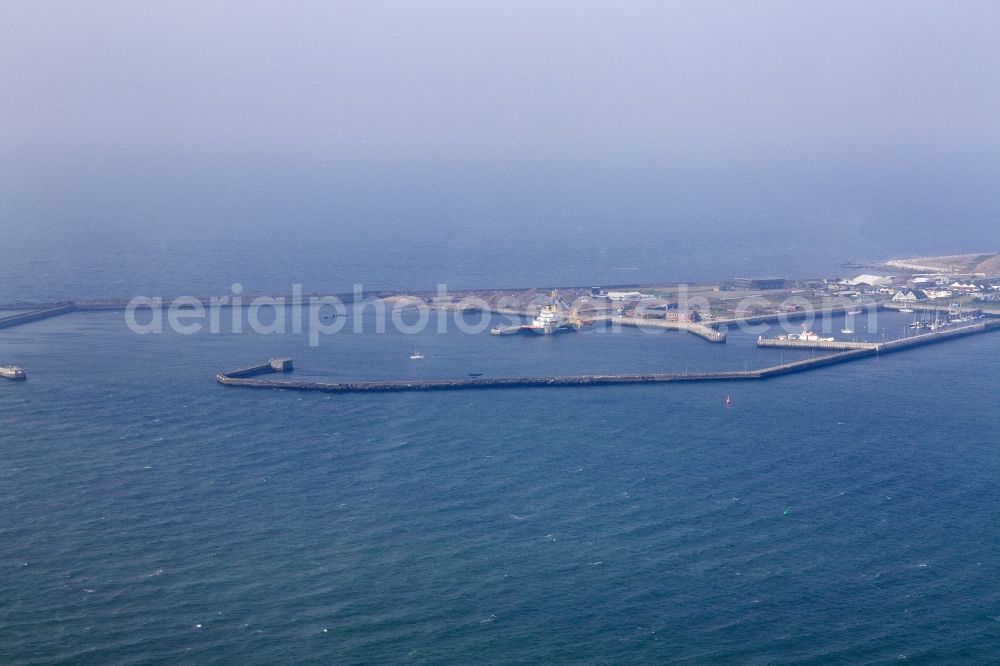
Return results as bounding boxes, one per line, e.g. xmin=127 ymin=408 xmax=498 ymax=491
xmin=216 ymin=319 xmax=998 ymax=395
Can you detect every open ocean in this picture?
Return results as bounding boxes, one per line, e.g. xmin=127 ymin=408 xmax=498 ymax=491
xmin=4 ymin=0 xmax=1000 ymax=659
xmin=5 ymin=0 xmax=1000 ymax=659
xmin=2 ymin=283 xmax=999 ymax=663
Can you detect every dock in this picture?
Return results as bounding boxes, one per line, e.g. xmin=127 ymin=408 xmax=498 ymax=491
xmin=216 ymin=319 xmax=998 ymax=395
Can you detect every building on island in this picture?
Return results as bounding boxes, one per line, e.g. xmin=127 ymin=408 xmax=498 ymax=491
xmin=892 ymin=289 xmax=929 ymax=302
xmin=850 ymin=274 xmax=893 ymax=287
xmin=733 ymin=277 xmax=786 ymax=290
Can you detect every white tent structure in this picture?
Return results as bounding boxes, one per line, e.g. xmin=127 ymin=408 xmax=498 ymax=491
xmin=851 ymin=274 xmax=892 ymax=287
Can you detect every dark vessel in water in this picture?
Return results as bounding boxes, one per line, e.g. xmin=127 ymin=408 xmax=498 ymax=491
xmin=1 ymin=365 xmax=26 ymax=380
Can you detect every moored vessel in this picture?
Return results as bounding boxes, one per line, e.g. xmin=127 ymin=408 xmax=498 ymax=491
xmin=490 ymin=324 xmax=526 ymax=335
xmin=528 ymin=291 xmax=579 ymax=335
xmin=777 ymin=325 xmax=835 ymax=342
xmin=491 ymin=291 xmax=590 ymax=336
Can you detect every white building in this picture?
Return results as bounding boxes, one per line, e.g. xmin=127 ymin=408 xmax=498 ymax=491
xmin=605 ymin=291 xmax=649 ymax=301
xmin=851 ymin=274 xmax=892 ymax=287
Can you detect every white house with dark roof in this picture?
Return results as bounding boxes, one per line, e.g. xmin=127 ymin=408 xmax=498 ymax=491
xmin=892 ymin=289 xmax=929 ymax=302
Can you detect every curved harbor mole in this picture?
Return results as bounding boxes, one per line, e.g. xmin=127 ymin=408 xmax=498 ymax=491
xmin=216 ymin=319 xmax=998 ymax=395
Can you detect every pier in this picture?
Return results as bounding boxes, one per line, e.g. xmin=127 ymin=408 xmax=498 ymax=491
xmin=216 ymin=319 xmax=998 ymax=395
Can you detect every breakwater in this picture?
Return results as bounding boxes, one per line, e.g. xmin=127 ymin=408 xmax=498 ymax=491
xmin=878 ymin=317 xmax=999 ymax=351
xmin=0 ymin=305 xmax=76 ymax=330
xmin=218 ymin=369 xmax=759 ymax=392
xmin=216 ymin=319 xmax=998 ymax=395
xmin=221 ymin=358 xmax=294 ymax=378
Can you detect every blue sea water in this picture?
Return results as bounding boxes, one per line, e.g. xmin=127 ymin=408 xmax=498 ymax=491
xmin=3 ymin=1 xmax=1000 ymax=659
xmin=1 ymin=304 xmax=999 ymax=663
xmin=1 ymin=211 xmax=994 ymax=304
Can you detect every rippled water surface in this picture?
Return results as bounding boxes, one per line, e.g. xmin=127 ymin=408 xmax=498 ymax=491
xmin=1 ymin=311 xmax=999 ymax=663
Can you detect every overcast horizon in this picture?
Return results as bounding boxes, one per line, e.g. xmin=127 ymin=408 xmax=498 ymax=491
xmin=1 ymin=1 xmax=998 ymax=295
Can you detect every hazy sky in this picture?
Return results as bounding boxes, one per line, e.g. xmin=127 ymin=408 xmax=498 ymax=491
xmin=1 ymin=0 xmax=998 ymax=247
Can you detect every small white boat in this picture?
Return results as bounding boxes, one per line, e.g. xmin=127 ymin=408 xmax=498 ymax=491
xmin=491 ymin=324 xmax=524 ymax=335
xmin=899 ymin=308 xmax=914 ymax=313
xmin=409 ymin=352 xmax=424 ymax=360
xmin=841 ymin=328 xmax=854 ymax=334
xmin=785 ymin=325 xmax=835 ymax=342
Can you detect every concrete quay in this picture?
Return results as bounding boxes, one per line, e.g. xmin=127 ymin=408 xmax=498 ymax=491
xmin=593 ymin=315 xmax=726 ymax=342
xmin=756 ymin=338 xmax=877 ymax=351
xmin=485 ymin=312 xmax=726 ymax=342
xmin=711 ymin=303 xmax=872 ymax=327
